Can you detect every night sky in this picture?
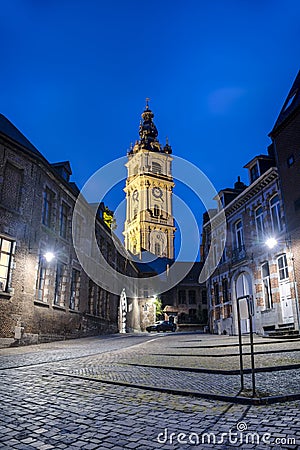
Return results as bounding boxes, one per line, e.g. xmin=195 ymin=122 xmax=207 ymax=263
xmin=1 ymin=1 xmax=300 ymax=260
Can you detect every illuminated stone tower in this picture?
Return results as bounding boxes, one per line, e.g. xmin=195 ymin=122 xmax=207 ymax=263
xmin=123 ymin=100 xmax=175 ymax=259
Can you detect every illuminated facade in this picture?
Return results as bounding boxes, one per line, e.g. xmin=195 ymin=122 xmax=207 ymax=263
xmin=269 ymin=70 xmax=300 ymax=330
xmin=123 ymin=102 xmax=176 ymax=260
xmin=0 ymin=114 xmax=140 ymax=346
xmin=202 ymin=152 xmax=299 ymax=336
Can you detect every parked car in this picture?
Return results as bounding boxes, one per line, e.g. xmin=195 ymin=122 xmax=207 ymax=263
xmin=146 ymin=320 xmax=177 ymax=333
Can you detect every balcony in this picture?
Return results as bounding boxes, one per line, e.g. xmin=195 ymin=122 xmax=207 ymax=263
xmin=231 ymin=245 xmax=247 ymax=264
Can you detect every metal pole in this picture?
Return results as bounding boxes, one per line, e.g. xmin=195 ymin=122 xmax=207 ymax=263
xmin=248 ymin=311 xmax=256 ymax=397
xmin=236 ymin=298 xmax=244 ymax=391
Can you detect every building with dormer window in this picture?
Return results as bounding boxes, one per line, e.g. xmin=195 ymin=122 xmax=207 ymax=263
xmin=202 ymin=147 xmax=299 ymax=336
xmin=269 ymin=70 xmax=300 ymax=327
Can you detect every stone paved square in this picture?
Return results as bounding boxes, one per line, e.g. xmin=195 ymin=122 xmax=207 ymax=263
xmin=0 ymin=333 xmax=299 ymax=449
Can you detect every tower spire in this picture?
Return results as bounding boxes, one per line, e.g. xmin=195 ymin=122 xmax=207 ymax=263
xmin=138 ymin=100 xmax=160 ymax=152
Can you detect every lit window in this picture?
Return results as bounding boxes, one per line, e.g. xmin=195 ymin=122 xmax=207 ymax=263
xmin=255 ymin=206 xmax=264 ymax=239
xmin=0 ymin=237 xmax=15 ymax=293
xmin=277 ymin=254 xmax=289 ymax=281
xmin=270 ymin=195 xmax=282 ymax=234
xmin=261 ymin=262 xmax=272 ymax=309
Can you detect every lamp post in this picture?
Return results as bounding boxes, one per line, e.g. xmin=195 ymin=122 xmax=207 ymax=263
xmin=44 ymin=252 xmax=55 ymax=263
xmin=265 ymin=237 xmax=277 ymax=249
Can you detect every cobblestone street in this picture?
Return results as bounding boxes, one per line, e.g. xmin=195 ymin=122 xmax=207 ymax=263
xmin=0 ymin=333 xmax=300 ymax=449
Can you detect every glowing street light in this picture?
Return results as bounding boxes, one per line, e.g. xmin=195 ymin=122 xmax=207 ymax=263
xmin=44 ymin=252 xmax=55 ymax=262
xmin=265 ymin=238 xmax=277 ymax=249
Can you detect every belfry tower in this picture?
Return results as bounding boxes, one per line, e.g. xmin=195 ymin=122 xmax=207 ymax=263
xmin=123 ymin=100 xmax=175 ymax=259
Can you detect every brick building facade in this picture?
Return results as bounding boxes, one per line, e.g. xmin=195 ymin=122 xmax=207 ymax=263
xmin=202 ymin=151 xmax=299 ymax=336
xmin=270 ymin=71 xmax=300 ymax=327
xmin=0 ymin=114 xmax=141 ymax=346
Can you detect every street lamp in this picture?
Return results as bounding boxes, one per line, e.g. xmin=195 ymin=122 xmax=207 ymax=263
xmin=265 ymin=237 xmax=277 ymax=249
xmin=44 ymin=252 xmax=55 ymax=262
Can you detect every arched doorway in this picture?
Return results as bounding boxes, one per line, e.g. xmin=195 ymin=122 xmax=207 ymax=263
xmin=235 ymin=272 xmax=253 ymax=334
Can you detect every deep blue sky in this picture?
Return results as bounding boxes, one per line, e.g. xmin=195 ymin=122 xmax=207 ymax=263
xmin=1 ymin=1 xmax=300 ymax=259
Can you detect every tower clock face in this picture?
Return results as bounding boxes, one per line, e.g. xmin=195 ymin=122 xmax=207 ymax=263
xmin=152 ymin=186 xmax=163 ymax=199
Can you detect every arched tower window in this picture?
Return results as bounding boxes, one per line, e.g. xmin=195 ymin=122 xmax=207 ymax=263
xmin=154 ymin=204 xmax=160 ymax=217
xmin=152 ymin=162 xmax=161 ymax=174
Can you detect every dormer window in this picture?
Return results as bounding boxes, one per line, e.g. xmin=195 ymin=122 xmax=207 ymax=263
xmin=250 ymin=163 xmax=260 ymax=183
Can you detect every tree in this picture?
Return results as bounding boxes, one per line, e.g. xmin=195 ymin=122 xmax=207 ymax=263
xmin=154 ymin=296 xmax=163 ymax=320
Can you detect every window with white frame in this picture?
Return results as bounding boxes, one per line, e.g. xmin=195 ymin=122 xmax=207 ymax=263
xmin=0 ymin=237 xmax=15 ymax=293
xmin=277 ymin=254 xmax=289 ymax=281
xmin=261 ymin=261 xmax=272 ymax=309
xmin=235 ymin=220 xmax=244 ymax=250
xmin=255 ymin=206 xmax=264 ymax=239
xmin=270 ymin=195 xmax=282 ymax=234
